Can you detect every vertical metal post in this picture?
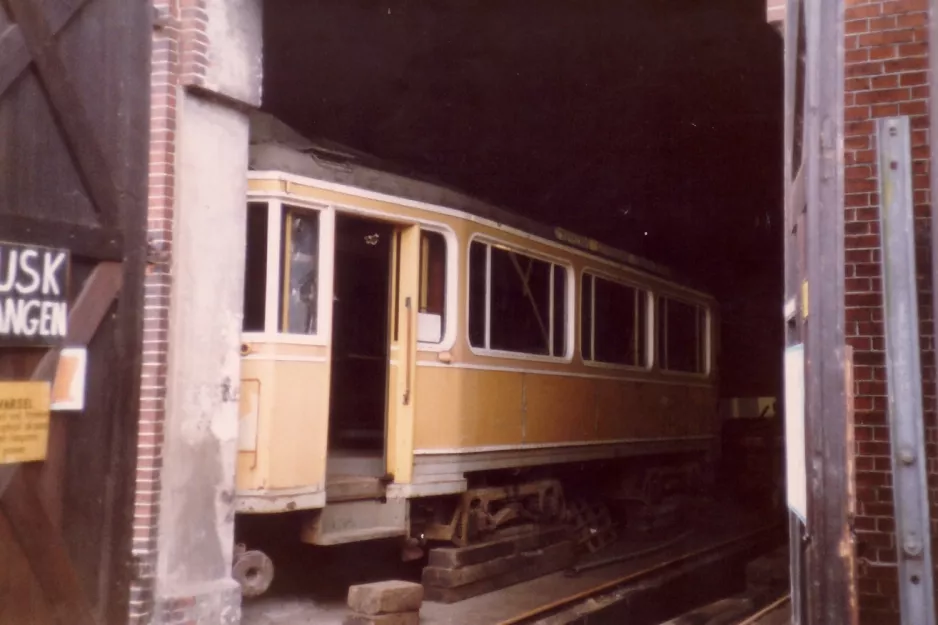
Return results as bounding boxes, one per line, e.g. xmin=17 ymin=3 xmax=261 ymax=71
xmin=876 ymin=116 xmax=937 ymax=625
xmin=803 ymin=0 xmax=855 ymax=622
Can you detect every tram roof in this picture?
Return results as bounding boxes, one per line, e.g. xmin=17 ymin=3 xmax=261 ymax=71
xmin=248 ymin=111 xmax=687 ymax=284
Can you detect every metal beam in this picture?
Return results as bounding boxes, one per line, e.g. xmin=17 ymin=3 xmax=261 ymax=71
xmin=876 ymin=116 xmax=937 ymax=625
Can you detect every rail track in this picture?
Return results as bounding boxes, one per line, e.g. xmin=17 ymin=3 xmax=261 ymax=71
xmin=496 ymin=522 xmax=784 ymax=625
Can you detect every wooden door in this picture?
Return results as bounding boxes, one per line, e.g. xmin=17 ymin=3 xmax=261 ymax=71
xmin=0 ymin=0 xmax=149 ymax=623
xmin=387 ymin=224 xmax=420 ymax=483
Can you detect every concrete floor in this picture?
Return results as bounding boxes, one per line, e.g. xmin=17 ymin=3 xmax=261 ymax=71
xmin=241 ymin=505 xmax=768 ymax=625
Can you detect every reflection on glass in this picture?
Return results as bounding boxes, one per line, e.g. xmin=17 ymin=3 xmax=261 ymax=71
xmin=280 ymin=210 xmax=319 ymax=335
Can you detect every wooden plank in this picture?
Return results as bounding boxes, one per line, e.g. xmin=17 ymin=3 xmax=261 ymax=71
xmin=0 ymin=0 xmax=87 ymax=100
xmin=802 ymin=0 xmax=853 ymax=623
xmin=0 ymin=262 xmax=122 ymax=505
xmin=3 ymin=215 xmax=123 ymax=261
xmin=326 ymin=475 xmax=387 ymax=503
xmin=5 ymin=0 xmax=122 ymax=228
xmin=423 ymin=539 xmax=576 ymax=604
xmin=0 ymin=469 xmax=97 ymax=625
xmin=423 ymin=531 xmax=572 ymax=588
xmin=0 ymin=509 xmax=58 ymax=624
xmin=29 ymin=262 xmax=123 ymax=529
xmin=100 ymin=0 xmax=150 ymax=618
xmin=426 ymin=525 xmax=571 ymax=569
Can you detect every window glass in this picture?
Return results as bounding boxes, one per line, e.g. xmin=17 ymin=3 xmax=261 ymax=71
xmin=468 ymin=241 xmax=487 ymax=347
xmin=467 ymin=240 xmax=567 ymax=357
xmin=658 ymin=296 xmax=706 ymax=373
xmin=418 ymin=231 xmax=447 ymax=343
xmin=242 ymin=202 xmax=268 ymax=332
xmin=580 ymin=275 xmax=592 ymax=360
xmin=590 ymin=276 xmax=647 ymax=367
xmin=279 ymin=207 xmax=320 ymax=335
xmin=552 ymin=266 xmax=566 ymax=357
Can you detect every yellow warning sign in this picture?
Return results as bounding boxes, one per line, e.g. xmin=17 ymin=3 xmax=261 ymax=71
xmin=0 ymin=381 xmax=51 ymax=465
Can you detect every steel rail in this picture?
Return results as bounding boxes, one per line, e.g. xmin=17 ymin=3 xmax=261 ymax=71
xmin=496 ymin=522 xmax=782 ymax=625
xmin=735 ymin=594 xmax=791 ymax=625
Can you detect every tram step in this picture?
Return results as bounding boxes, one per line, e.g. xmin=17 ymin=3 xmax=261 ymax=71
xmin=300 ymin=499 xmax=407 ymax=546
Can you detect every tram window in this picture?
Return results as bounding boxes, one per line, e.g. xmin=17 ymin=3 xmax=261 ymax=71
xmin=551 ymin=266 xmax=566 ymax=357
xmin=468 ymin=241 xmax=487 ymax=348
xmin=582 ymin=274 xmax=647 ymax=367
xmin=242 ymin=202 xmax=268 ymax=332
xmin=580 ymin=275 xmax=593 ymax=360
xmin=279 ymin=207 xmax=320 ymax=335
xmin=468 ymin=240 xmax=568 ymax=357
xmin=658 ymin=296 xmax=707 ymax=374
xmin=418 ymin=231 xmax=447 ymax=343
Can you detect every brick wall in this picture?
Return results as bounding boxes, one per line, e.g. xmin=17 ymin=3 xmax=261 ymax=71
xmin=128 ymin=1 xmax=182 ymax=622
xmin=844 ymin=0 xmax=935 ymax=623
xmin=130 ymin=1 xmax=224 ymax=623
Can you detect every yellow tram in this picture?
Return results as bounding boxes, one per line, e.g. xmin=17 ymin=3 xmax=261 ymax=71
xmin=233 ymin=113 xmax=720 ymax=593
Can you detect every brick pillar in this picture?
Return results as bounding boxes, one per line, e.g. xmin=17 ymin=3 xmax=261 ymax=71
xmin=129 ymin=1 xmax=262 ymax=623
xmin=129 ymin=1 xmax=183 ymax=622
xmin=843 ymin=1 xmax=935 ymax=623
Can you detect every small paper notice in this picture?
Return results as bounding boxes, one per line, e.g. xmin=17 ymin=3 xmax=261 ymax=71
xmin=0 ymin=381 xmax=51 ymax=465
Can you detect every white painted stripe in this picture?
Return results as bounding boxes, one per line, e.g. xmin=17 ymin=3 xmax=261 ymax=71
xmin=415 ymin=359 xmax=715 ymax=388
xmin=242 ymin=354 xmax=327 ymax=363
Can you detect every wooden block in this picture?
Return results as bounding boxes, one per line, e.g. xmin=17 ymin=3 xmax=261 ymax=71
xmin=423 ymin=533 xmax=574 ymax=588
xmin=344 ymin=611 xmax=419 ymax=625
xmin=424 ymin=540 xmax=576 ymax=604
xmin=347 ymin=580 xmax=423 ymax=615
xmin=427 ymin=525 xmax=570 ymax=569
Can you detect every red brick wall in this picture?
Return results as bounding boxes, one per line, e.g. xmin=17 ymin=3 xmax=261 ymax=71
xmin=843 ymin=0 xmax=935 ymax=623
xmin=128 ymin=1 xmax=181 ymax=622
xmin=129 ymin=2 xmax=215 ymax=622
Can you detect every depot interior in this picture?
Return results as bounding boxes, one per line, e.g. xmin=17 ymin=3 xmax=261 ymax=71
xmin=254 ymin=0 xmax=784 ymax=590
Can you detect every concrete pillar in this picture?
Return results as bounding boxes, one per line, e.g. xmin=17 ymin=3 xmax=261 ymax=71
xmin=151 ymin=1 xmax=262 ymax=623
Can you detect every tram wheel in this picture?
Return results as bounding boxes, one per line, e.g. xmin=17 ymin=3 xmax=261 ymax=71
xmin=232 ymin=547 xmax=274 ymax=598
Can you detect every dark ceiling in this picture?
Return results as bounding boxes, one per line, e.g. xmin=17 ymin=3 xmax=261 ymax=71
xmin=261 ymin=0 xmax=784 ymax=393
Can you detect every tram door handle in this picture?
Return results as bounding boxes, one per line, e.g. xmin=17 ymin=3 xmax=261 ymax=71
xmin=403 ymin=296 xmax=412 ymax=406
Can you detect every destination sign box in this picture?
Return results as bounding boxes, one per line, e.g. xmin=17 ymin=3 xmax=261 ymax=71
xmin=0 ymin=242 xmax=70 ymax=346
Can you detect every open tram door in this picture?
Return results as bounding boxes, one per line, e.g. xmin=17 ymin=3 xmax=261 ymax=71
xmin=323 ymin=214 xmax=419 ymax=487
xmin=386 ymin=223 xmax=420 ymax=486
xmin=299 ymin=214 xmax=421 ymax=546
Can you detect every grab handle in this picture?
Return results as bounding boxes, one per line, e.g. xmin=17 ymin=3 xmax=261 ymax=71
xmin=403 ymin=296 xmax=412 ymax=405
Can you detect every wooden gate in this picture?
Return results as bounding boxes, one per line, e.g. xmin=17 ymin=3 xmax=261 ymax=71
xmin=0 ymin=0 xmax=149 ymax=623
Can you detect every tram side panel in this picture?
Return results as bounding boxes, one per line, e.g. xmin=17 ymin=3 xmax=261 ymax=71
xmin=412 ymin=368 xmax=718 ymax=455
xmin=237 ymin=343 xmax=331 ymax=511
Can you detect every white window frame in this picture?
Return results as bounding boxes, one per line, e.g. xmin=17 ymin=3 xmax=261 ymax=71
xmin=465 ymin=234 xmax=573 ymax=363
xmin=579 ymin=267 xmax=653 ymax=372
xmin=241 ymin=197 xmax=333 ymax=347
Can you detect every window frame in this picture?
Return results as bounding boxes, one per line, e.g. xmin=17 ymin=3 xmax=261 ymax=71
xmin=241 ymin=198 xmax=333 ymax=347
xmin=655 ymin=292 xmax=712 ymax=378
xmin=578 ymin=267 xmax=653 ymax=372
xmin=413 ymin=224 xmax=457 ymax=352
xmin=465 ymin=233 xmax=573 ymax=363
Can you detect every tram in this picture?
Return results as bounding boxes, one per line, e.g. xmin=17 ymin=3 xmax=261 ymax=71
xmin=232 ymin=113 xmax=720 ymax=594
